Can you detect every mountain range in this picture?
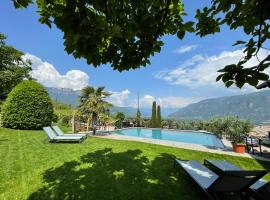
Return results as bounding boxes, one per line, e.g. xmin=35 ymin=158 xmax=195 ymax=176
xmin=46 ymin=87 xmax=151 ymax=117
xmin=169 ymin=90 xmax=270 ymax=124
xmin=46 ymin=87 xmax=270 ymax=123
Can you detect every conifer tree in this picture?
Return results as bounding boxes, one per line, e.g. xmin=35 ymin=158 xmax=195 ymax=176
xmin=151 ymin=101 xmax=157 ymax=127
xmin=157 ymin=105 xmax=161 ymax=128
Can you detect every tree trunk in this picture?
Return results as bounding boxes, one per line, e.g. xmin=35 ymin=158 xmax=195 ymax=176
xmin=86 ymin=117 xmax=90 ymax=131
xmin=92 ymin=113 xmax=97 ymax=135
xmin=72 ymin=110 xmax=76 ymax=133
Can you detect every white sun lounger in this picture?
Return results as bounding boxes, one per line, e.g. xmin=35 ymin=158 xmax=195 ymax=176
xmin=52 ymin=126 xmax=87 ymax=138
xmin=43 ymin=127 xmax=85 ymax=143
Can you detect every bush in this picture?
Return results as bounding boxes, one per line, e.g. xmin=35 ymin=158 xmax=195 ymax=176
xmin=1 ymin=80 xmax=54 ymax=130
xmin=59 ymin=115 xmax=71 ymax=126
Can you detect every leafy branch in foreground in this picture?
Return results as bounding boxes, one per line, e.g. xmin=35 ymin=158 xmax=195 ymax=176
xmin=12 ymin=0 xmax=270 ymax=88
xmin=195 ymin=0 xmax=270 ymax=88
xmin=12 ymin=0 xmax=194 ymax=71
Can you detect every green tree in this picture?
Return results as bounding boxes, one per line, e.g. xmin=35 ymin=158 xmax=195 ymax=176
xmin=0 ymin=33 xmax=31 ymax=101
xmin=115 ymin=112 xmax=125 ymax=128
xmin=78 ymin=86 xmax=112 ymax=135
xmin=1 ymin=80 xmax=54 ymax=130
xmin=150 ymin=101 xmax=157 ymax=128
xmin=136 ymin=109 xmax=141 ymax=127
xmin=12 ymin=0 xmax=270 ymax=88
xmin=12 ymin=0 xmax=193 ymax=71
xmin=156 ymin=105 xmax=161 ymax=128
xmin=194 ymin=0 xmax=270 ymax=89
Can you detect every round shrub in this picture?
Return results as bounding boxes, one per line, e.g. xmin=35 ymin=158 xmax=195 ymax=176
xmin=1 ymin=80 xmax=54 ymax=130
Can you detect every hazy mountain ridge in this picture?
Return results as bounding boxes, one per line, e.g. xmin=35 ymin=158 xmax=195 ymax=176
xmin=46 ymin=87 xmax=81 ymax=106
xmin=169 ymin=90 xmax=270 ymax=124
xmin=46 ymin=87 xmax=270 ymax=123
xmin=45 ymin=87 xmax=151 ymax=117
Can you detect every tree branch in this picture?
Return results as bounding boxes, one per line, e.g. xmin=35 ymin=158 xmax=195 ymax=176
xmin=254 ymin=0 xmax=264 ymax=56
xmin=103 ymin=0 xmax=110 ymax=24
xmin=256 ymin=54 xmax=270 ymax=71
xmin=153 ymin=0 xmax=171 ymax=41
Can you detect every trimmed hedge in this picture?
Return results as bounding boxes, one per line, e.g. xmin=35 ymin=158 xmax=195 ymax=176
xmin=1 ymin=80 xmax=54 ymax=130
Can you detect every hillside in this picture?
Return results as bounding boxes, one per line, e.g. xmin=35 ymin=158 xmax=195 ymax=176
xmin=169 ymin=90 xmax=270 ymax=124
xmin=110 ymin=106 xmax=138 ymax=117
xmin=46 ymin=87 xmax=80 ymax=106
xmin=45 ymin=87 xmax=150 ymax=117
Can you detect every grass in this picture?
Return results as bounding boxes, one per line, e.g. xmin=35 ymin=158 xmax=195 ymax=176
xmin=0 ymin=127 xmax=269 ymax=200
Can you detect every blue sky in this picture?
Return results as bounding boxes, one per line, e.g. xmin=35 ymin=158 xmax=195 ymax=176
xmin=1 ymin=0 xmax=265 ymax=112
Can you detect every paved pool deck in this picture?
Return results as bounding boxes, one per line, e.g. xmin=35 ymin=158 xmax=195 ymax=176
xmin=95 ymin=133 xmax=270 ymax=162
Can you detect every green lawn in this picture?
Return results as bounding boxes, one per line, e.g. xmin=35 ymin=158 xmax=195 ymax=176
xmin=0 ymin=128 xmax=269 ymax=200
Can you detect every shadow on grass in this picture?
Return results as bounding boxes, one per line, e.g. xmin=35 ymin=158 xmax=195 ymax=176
xmin=0 ymin=139 xmax=9 ymax=143
xmin=28 ymin=148 xmax=247 ymax=200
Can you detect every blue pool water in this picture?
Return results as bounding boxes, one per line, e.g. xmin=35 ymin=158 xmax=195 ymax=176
xmin=113 ymin=128 xmax=224 ymax=148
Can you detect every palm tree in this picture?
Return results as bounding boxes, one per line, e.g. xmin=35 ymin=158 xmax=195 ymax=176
xmin=78 ymin=86 xmax=112 ymax=135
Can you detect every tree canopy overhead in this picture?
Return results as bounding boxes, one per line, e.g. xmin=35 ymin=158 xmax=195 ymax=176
xmin=12 ymin=0 xmax=270 ymax=88
xmin=13 ymin=0 xmax=192 ymax=71
xmin=195 ymin=0 xmax=270 ymax=89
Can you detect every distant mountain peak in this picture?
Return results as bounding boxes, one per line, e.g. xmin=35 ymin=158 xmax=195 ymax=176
xmin=169 ymin=90 xmax=270 ymax=124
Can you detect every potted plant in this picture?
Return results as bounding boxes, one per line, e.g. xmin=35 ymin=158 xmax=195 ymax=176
xmin=230 ymin=123 xmax=246 ymax=153
xmin=232 ymin=138 xmax=246 ymax=153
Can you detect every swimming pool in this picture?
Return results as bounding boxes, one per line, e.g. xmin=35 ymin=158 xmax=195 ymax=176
xmin=113 ymin=128 xmax=224 ymax=148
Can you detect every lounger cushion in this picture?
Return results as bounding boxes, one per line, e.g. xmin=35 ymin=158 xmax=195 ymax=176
xmin=205 ymin=160 xmax=242 ymax=171
xmin=205 ymin=160 xmax=268 ymax=192
xmin=250 ymin=179 xmax=268 ymax=190
xmin=56 ymin=136 xmax=84 ymax=140
xmin=175 ymin=160 xmax=218 ymax=189
xmin=43 ymin=127 xmax=83 ymax=141
xmin=52 ymin=126 xmax=86 ymax=137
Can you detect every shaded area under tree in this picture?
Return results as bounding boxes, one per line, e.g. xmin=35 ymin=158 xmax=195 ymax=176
xmin=28 ymin=148 xmax=250 ymax=200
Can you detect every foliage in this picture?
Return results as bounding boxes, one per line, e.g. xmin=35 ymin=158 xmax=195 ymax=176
xmin=0 ymin=127 xmax=269 ymax=200
xmin=195 ymin=0 xmax=270 ymax=88
xmin=136 ymin=109 xmax=141 ymax=127
xmin=51 ymin=100 xmax=74 ymax=127
xmin=12 ymin=1 xmax=270 ymax=88
xmin=78 ymin=86 xmax=112 ymax=134
xmin=0 ymin=33 xmax=31 ymax=101
xmin=156 ymin=105 xmax=162 ymax=128
xmin=150 ymin=101 xmax=157 ymax=128
xmin=52 ymin=100 xmax=74 ymax=125
xmin=115 ymin=112 xmax=125 ymax=121
xmin=1 ymin=80 xmax=54 ymax=130
xmin=12 ymin=0 xmax=196 ymax=71
xmin=53 ymin=100 xmax=72 ymax=111
xmin=114 ymin=112 xmax=125 ymax=128
xmin=207 ymin=117 xmax=253 ymax=141
xmin=163 ymin=116 xmax=253 ymax=140
xmin=99 ymin=113 xmax=115 ymax=127
xmin=123 ymin=117 xmax=150 ymax=128
xmin=58 ymin=115 xmax=72 ymax=126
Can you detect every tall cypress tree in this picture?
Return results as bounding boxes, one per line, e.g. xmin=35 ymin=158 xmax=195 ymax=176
xmin=151 ymin=101 xmax=157 ymax=127
xmin=157 ymin=105 xmax=161 ymax=128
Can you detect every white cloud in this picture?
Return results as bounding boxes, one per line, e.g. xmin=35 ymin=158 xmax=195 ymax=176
xmin=23 ymin=53 xmax=89 ymax=90
xmin=174 ymin=45 xmax=197 ymax=54
xmin=156 ymin=49 xmax=270 ymax=90
xmin=106 ymin=91 xmax=199 ymax=109
xmin=157 ymin=96 xmax=202 ymax=108
xmin=140 ymin=95 xmax=201 ymax=108
xmin=107 ymin=89 xmax=131 ymax=107
xmin=140 ymin=95 xmax=155 ymax=107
